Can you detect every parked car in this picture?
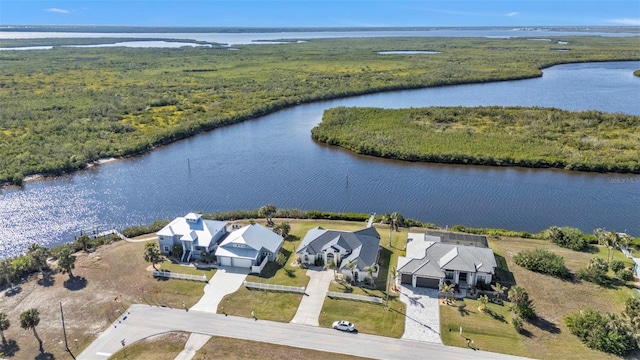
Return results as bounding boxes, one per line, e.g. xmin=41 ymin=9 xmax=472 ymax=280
xmin=332 ymin=320 xmax=356 ymax=332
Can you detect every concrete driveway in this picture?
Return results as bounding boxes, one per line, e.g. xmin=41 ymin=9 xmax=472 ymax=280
xmin=400 ymin=285 xmax=442 ymax=343
xmin=290 ymin=267 xmax=333 ymax=326
xmin=189 ymin=266 xmax=249 ymax=313
xmin=175 ymin=266 xmax=249 ymax=359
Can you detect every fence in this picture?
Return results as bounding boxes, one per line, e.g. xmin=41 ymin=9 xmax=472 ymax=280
xmin=152 ymin=270 xmax=207 ymax=282
xmin=244 ymin=281 xmax=306 ymax=294
xmin=326 ymin=291 xmax=383 ymax=304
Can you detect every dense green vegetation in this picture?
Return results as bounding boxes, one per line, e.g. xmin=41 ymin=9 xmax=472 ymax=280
xmin=1 ymin=36 xmax=639 ymax=184
xmin=634 ymin=69 xmax=640 ymax=76
xmin=312 ymin=106 xmax=640 ymax=173
xmin=513 ymin=248 xmax=571 ymax=279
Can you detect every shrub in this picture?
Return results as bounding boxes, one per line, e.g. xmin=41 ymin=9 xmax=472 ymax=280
xmin=610 ymin=260 xmax=625 ymax=273
xmin=545 ymin=226 xmax=589 ymax=251
xmin=507 ymin=285 xmax=537 ymax=320
xmin=565 ymin=309 xmax=638 ymax=355
xmin=617 ymin=268 xmax=634 ymax=282
xmin=513 ymin=248 xmax=570 ymax=279
xmin=512 ymin=314 xmax=524 ymax=332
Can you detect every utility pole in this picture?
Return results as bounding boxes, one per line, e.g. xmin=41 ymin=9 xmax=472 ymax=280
xmin=60 ymin=302 xmax=76 ymax=359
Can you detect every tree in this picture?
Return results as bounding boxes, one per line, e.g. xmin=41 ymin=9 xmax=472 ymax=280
xmin=347 ymin=260 xmax=357 ymax=284
xmin=56 ymin=245 xmax=76 ymax=280
xmin=0 ymin=259 xmax=14 ymax=288
xmin=200 ymin=250 xmax=213 ymax=264
xmin=27 ymin=243 xmax=49 ymax=278
xmin=258 ymin=204 xmax=277 ymax=226
xmin=364 ymin=263 xmax=377 ymax=286
xmin=20 ymin=308 xmax=41 ymax=346
xmin=275 ymin=252 xmax=287 ymax=267
xmin=508 ymin=285 xmax=536 ymax=319
xmin=546 ymin=226 xmax=564 ymax=244
xmin=391 ymin=212 xmax=404 ymax=232
xmin=144 ymin=242 xmax=163 ymax=270
xmin=478 ymin=295 xmax=489 ymax=312
xmin=383 ymin=213 xmax=393 ymax=246
xmin=326 ymin=259 xmax=336 ymax=276
xmin=622 ymin=298 xmax=640 ymax=330
xmin=272 ymin=222 xmax=290 ymax=239
xmin=491 ymin=282 xmax=506 ymax=300
xmin=0 ymin=312 xmax=9 ymax=344
xmin=440 ymin=283 xmax=455 ymax=305
xmin=76 ymin=234 xmax=91 ymax=252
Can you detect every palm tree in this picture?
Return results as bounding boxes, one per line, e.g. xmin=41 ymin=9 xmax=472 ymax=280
xmin=347 ymin=260 xmax=357 ymax=284
xmin=143 ymin=242 xmax=163 ymax=270
xmin=364 ymin=263 xmax=377 ymax=286
xmin=440 ymin=283 xmax=455 ymax=305
xmin=491 ymin=282 xmax=506 ymax=300
xmin=604 ymin=231 xmax=619 ymax=264
xmin=0 ymin=312 xmax=9 ymax=344
xmin=383 ymin=213 xmax=393 ymax=246
xmin=593 ymin=228 xmax=607 ymax=246
xmin=326 ymin=259 xmax=336 ymax=277
xmin=391 ymin=212 xmax=404 ymax=232
xmin=27 ymin=243 xmax=49 ymax=278
xmin=56 ymin=245 xmax=76 ymax=280
xmin=20 ymin=308 xmax=41 ymax=347
xmin=258 ymin=204 xmax=277 ymax=226
xmin=507 ymin=285 xmax=529 ymax=307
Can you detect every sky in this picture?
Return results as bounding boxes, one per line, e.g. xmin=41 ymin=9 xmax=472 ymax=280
xmin=1 ymin=1 xmax=639 ymax=27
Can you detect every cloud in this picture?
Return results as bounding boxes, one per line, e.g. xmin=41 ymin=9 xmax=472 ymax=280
xmin=505 ymin=12 xmax=518 ymax=17
xmin=609 ymin=18 xmax=640 ymax=26
xmin=44 ymin=8 xmax=70 ymax=14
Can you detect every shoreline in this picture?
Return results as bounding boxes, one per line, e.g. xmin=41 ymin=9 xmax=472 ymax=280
xmin=3 ymin=58 xmax=639 ymax=188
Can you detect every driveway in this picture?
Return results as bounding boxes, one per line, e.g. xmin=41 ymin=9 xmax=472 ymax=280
xmin=290 ymin=267 xmax=333 ymax=326
xmin=189 ymin=266 xmax=249 ymax=313
xmin=174 ymin=266 xmax=249 ymax=359
xmin=399 ymin=285 xmax=442 ymax=343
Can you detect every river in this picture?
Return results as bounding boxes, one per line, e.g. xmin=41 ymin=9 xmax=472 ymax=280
xmin=1 ymin=61 xmax=639 ymax=258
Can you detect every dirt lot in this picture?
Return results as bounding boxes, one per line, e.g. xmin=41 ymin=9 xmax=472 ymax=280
xmin=1 ymin=237 xmax=209 ymax=359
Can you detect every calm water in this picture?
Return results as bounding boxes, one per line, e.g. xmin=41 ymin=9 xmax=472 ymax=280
xmin=1 ymin=61 xmax=639 ymax=258
xmin=1 ymin=28 xmax=638 ymax=46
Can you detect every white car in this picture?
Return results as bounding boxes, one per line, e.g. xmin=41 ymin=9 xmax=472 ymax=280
xmin=332 ymin=320 xmax=356 ymax=332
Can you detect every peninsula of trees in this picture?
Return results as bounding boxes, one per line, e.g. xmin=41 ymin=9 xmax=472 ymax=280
xmin=311 ymin=106 xmax=640 ymax=173
xmin=1 ymin=36 xmax=639 ymax=184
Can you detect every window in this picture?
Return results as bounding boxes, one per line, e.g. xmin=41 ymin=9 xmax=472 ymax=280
xmin=445 ymin=271 xmax=454 ymax=280
xmin=477 ymin=275 xmax=486 ymax=284
xmin=163 ymin=245 xmax=169 ymax=252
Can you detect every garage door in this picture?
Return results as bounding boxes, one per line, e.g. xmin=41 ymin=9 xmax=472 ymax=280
xmin=232 ymin=258 xmax=253 ymax=268
xmin=416 ymin=277 xmax=439 ymax=288
xmin=401 ymin=274 xmax=412 ymax=284
xmin=218 ymin=257 xmax=231 ymax=267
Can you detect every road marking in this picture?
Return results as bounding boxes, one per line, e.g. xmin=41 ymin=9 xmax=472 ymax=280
xmin=95 ymin=352 xmax=112 ymax=357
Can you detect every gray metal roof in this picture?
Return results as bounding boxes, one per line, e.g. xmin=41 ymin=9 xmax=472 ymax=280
xmin=398 ymin=242 xmax=496 ymax=276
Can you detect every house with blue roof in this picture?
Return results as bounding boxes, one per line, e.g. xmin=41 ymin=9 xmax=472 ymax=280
xmin=157 ymin=213 xmax=228 ymax=263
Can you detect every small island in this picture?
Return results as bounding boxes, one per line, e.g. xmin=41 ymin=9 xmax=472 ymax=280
xmin=311 ymin=106 xmax=640 ymax=173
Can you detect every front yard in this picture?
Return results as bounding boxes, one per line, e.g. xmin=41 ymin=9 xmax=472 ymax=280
xmin=440 ymin=236 xmax=639 ymax=360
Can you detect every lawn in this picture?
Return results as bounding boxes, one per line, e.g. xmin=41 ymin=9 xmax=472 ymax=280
xmin=193 ymin=336 xmax=370 ymax=360
xmin=438 ymin=236 xmax=639 ymax=360
xmin=440 ymin=298 xmax=528 ymax=357
xmin=109 ymin=332 xmax=189 ymax=360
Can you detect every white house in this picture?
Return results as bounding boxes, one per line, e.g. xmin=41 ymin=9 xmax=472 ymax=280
xmin=397 ymin=231 xmax=496 ymax=289
xmin=296 ymin=227 xmax=381 ymax=283
xmin=157 ymin=213 xmax=228 ymax=263
xmin=215 ymin=223 xmax=283 ymax=270
xmin=633 ymin=258 xmax=640 ymax=278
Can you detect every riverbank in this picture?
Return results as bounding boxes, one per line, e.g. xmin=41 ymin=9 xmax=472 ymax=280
xmin=311 ymin=106 xmax=640 ymax=173
xmin=1 ymin=36 xmax=639 ymax=185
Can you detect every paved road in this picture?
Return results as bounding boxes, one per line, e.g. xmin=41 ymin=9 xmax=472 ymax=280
xmin=78 ymin=304 xmax=528 ymax=360
xmin=290 ymin=267 xmax=332 ymax=326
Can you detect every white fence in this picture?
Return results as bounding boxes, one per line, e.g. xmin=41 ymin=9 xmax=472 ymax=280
xmin=244 ymin=281 xmax=305 ymax=294
xmin=96 ymin=229 xmax=129 ymax=241
xmin=251 ymin=257 xmax=269 ymax=274
xmin=152 ymin=270 xmax=207 ymax=282
xmin=326 ymin=291 xmax=383 ymax=304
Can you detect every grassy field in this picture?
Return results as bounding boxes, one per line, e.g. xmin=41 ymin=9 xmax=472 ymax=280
xmin=440 ymin=236 xmax=639 ymax=359
xmin=109 ymin=332 xmax=190 ymax=360
xmin=1 ymin=36 xmax=639 ymax=184
xmin=311 ymin=106 xmax=640 ymax=173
